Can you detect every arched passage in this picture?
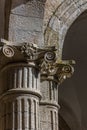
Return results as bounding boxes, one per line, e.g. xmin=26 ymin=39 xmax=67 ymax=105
xmin=45 ymin=0 xmax=87 ymax=59
xmin=59 ymin=10 xmax=87 ymax=130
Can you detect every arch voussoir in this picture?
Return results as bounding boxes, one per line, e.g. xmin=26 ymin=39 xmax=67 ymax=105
xmin=45 ymin=0 xmax=87 ymax=59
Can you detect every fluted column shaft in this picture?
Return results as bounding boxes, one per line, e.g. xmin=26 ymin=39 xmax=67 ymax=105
xmin=0 ymin=63 xmax=41 ymax=130
xmin=40 ymin=79 xmax=59 ymax=130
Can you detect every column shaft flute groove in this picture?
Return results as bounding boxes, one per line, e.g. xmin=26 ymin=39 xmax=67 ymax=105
xmin=0 ymin=63 xmax=41 ymax=130
xmin=40 ymin=80 xmax=59 ymax=130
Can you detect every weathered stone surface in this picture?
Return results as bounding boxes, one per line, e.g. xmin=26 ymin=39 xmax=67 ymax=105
xmin=9 ymin=14 xmax=43 ymax=44
xmin=43 ymin=0 xmax=62 ymax=30
xmin=44 ymin=27 xmax=59 ymax=46
xmin=11 ymin=0 xmax=45 ymax=18
xmin=9 ymin=0 xmax=45 ymax=45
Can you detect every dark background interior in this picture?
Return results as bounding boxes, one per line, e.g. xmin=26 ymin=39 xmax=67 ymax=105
xmin=59 ymin=10 xmax=87 ymax=130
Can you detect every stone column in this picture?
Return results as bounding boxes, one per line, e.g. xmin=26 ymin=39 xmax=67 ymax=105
xmin=40 ymin=77 xmax=59 ymax=130
xmin=0 ymin=62 xmax=41 ymax=130
xmin=0 ymin=42 xmax=43 ymax=130
xmin=39 ymin=51 xmax=75 ymax=130
xmin=0 ymin=40 xmax=75 ymax=130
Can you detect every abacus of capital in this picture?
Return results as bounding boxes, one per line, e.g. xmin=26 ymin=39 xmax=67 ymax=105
xmin=0 ymin=39 xmax=75 ymax=130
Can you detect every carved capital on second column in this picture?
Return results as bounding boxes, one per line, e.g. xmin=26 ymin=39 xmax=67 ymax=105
xmin=41 ymin=59 xmax=75 ymax=84
xmin=40 ymin=50 xmax=75 ymax=84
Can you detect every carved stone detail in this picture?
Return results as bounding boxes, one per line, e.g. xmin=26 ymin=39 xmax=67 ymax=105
xmin=0 ymin=39 xmax=75 ymax=130
xmin=0 ymin=39 xmax=75 ymax=84
xmin=20 ymin=42 xmax=57 ymax=63
xmin=44 ymin=51 xmax=56 ymax=62
xmin=2 ymin=45 xmax=15 ymax=57
xmin=21 ymin=42 xmax=38 ymax=60
xmin=40 ymin=59 xmax=75 ymax=84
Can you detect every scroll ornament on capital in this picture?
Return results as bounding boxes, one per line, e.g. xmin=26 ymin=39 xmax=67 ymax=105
xmin=0 ymin=39 xmax=75 ymax=84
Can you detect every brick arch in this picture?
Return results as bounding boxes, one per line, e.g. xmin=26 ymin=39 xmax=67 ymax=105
xmin=44 ymin=0 xmax=87 ymax=59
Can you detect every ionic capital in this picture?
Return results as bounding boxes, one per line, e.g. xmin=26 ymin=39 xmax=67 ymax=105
xmin=0 ymin=39 xmax=75 ymax=84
